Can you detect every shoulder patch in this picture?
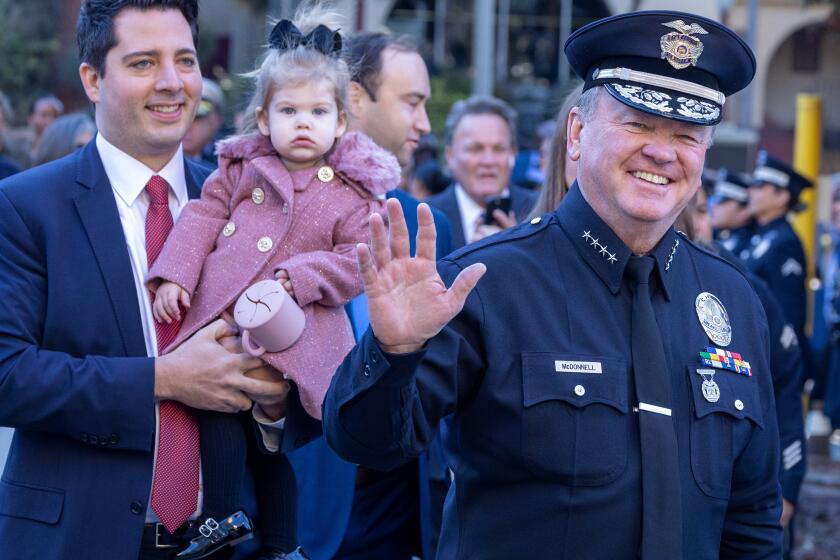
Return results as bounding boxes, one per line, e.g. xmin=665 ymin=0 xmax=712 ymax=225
xmin=781 ymin=258 xmax=803 ymax=277
xmin=780 ymin=324 xmax=798 ymax=350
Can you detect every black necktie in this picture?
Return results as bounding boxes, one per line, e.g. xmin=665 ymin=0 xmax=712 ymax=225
xmin=625 ymin=256 xmax=683 ymax=559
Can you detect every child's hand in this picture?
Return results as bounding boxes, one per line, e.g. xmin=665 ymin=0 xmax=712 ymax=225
xmin=153 ymin=281 xmax=190 ymax=324
xmin=275 ymin=269 xmax=296 ymax=300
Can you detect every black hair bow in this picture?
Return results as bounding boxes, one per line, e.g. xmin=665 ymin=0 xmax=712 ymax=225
xmin=268 ymin=19 xmax=342 ymax=57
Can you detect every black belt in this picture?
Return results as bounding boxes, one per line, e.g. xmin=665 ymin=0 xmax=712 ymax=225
xmin=141 ymin=521 xmax=195 ymax=550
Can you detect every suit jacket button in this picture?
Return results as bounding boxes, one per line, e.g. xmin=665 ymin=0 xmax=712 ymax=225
xmin=363 ymin=364 xmax=371 ymax=377
xmin=89 ymin=434 xmax=98 ymax=444
xmin=109 ymin=435 xmax=119 ymax=446
xmin=130 ymin=501 xmax=144 ymax=515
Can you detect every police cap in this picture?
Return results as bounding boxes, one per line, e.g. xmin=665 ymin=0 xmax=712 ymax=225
xmin=751 ymin=150 xmax=813 ymax=208
xmin=565 ymin=11 xmax=756 ymax=126
xmin=713 ymin=168 xmax=750 ymax=205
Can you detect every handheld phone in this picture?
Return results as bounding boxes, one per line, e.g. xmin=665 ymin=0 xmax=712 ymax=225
xmin=483 ymin=196 xmax=512 ymax=225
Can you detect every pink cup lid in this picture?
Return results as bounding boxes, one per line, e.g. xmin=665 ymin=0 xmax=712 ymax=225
xmin=233 ymin=279 xmax=291 ymax=329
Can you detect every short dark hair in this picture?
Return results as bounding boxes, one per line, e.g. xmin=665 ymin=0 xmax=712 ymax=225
xmin=344 ymin=32 xmax=418 ymax=101
xmin=77 ymin=0 xmax=199 ymax=77
xmin=444 ymin=95 xmax=518 ymax=149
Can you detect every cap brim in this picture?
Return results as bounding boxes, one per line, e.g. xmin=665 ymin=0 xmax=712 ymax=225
xmin=604 ymin=82 xmax=721 ymax=125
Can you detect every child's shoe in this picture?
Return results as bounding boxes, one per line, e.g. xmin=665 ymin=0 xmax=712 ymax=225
xmin=176 ymin=510 xmax=254 ymax=559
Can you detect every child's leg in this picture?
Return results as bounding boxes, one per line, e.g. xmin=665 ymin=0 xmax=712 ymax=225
xmin=199 ymin=410 xmax=248 ymax=518
xmin=251 ymin=450 xmax=298 ymax=553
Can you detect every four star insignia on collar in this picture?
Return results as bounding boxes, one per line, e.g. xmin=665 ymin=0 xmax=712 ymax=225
xmin=582 ymin=230 xmax=617 ymax=264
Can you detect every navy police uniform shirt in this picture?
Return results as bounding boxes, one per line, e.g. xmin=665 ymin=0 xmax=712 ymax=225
xmin=716 ymin=225 xmax=753 ymax=261
xmin=749 ymin=275 xmax=806 ymax=505
xmin=743 ymin=217 xmax=807 ymax=337
xmin=324 ymin=184 xmax=782 ymax=559
xmin=714 ymin=243 xmax=806 ymax=506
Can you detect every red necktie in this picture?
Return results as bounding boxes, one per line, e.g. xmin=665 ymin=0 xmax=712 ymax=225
xmin=145 ymin=175 xmax=201 ymax=533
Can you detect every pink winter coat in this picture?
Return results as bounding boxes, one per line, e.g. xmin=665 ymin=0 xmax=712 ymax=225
xmin=147 ymin=131 xmax=399 ymax=418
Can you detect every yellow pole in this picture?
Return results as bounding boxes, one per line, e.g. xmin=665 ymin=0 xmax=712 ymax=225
xmin=791 ymin=93 xmax=822 ymax=336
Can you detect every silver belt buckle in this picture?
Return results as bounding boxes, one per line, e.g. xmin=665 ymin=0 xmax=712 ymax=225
xmin=155 ymin=523 xmax=180 ymax=549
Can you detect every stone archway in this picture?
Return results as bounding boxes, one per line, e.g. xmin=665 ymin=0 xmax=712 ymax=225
xmin=728 ymin=3 xmax=832 ymax=129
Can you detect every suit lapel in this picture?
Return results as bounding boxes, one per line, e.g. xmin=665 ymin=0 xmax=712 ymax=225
xmin=73 ymin=142 xmax=147 ymax=357
xmin=442 ymin=188 xmax=466 ymax=249
xmin=510 ymin=185 xmax=535 ymax=222
xmin=184 ymin=159 xmax=208 ymax=200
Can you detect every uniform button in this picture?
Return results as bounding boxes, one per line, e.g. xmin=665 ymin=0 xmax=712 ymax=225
xmin=222 ymin=222 xmax=236 ymax=237
xmin=130 ymin=501 xmax=144 ymax=515
xmin=363 ymin=364 xmax=371 ymax=377
xmin=257 ymin=237 xmax=273 ymax=252
xmin=574 ymin=385 xmax=585 ymax=396
xmin=251 ymin=187 xmax=265 ymax=204
xmin=734 ymin=399 xmax=744 ymax=411
xmin=317 ymin=165 xmax=335 ymax=183
xmin=530 ymin=217 xmax=541 ymax=225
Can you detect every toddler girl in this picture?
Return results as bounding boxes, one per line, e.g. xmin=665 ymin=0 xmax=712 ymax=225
xmin=146 ymin=7 xmax=399 ymax=559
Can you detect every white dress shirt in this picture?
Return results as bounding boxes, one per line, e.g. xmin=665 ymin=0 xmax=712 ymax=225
xmin=454 ymin=184 xmax=510 ymax=244
xmin=96 ymin=134 xmax=199 ymax=523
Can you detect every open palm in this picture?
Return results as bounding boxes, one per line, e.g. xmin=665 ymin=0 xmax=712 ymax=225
xmin=358 ymin=199 xmax=486 ymax=354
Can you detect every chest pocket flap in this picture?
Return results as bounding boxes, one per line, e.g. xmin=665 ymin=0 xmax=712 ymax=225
xmin=688 ymin=365 xmax=764 ymax=429
xmin=520 ymin=352 xmax=629 ymax=485
xmin=522 ymin=353 xmax=628 ymax=413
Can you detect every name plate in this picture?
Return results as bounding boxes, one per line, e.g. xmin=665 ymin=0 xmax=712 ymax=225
xmin=555 ymin=360 xmax=602 ymax=374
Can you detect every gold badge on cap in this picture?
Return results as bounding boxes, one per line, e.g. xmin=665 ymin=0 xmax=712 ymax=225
xmin=317 ymin=166 xmax=334 ymax=183
xmin=660 ymin=20 xmax=708 ymax=70
xmin=695 ymin=292 xmax=732 ymax=347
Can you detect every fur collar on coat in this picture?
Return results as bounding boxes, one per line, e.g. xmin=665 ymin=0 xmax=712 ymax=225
xmin=215 ymin=131 xmax=401 ymax=197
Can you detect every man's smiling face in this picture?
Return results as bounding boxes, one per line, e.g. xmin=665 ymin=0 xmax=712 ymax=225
xmin=571 ymin=89 xmax=712 ymax=236
xmin=81 ymin=7 xmax=201 ymax=169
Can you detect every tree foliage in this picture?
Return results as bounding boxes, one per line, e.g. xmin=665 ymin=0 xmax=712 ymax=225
xmin=0 ymin=0 xmax=59 ymax=124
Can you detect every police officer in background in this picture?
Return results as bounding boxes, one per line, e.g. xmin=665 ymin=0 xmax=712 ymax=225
xmin=324 ymin=10 xmax=782 ymax=559
xmin=743 ymin=150 xmax=811 ymax=347
xmin=710 ymin=168 xmax=754 ymax=259
xmin=683 ymin=186 xmax=805 ymax=555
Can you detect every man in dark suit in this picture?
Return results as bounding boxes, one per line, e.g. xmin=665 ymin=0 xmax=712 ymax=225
xmin=288 ymin=32 xmax=451 ymax=560
xmin=0 ymin=2 xmax=301 ymax=559
xmin=427 ymin=95 xmax=537 ymax=251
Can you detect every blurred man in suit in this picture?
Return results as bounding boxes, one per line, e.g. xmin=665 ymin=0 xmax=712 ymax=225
xmin=427 ymin=95 xmax=537 ymax=250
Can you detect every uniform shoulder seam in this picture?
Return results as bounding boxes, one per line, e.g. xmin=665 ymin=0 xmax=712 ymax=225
xmin=441 ymin=214 xmax=554 ymax=263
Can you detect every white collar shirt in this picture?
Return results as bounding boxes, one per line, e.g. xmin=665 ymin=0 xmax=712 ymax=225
xmin=95 ymin=133 xmax=198 ymax=523
xmin=454 ymin=183 xmax=509 ymax=244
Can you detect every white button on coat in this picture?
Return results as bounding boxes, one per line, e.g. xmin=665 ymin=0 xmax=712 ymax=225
xmin=257 ymin=237 xmax=273 ymax=253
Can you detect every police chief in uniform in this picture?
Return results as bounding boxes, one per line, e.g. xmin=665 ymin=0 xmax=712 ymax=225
xmin=324 ymin=11 xmax=782 ymax=559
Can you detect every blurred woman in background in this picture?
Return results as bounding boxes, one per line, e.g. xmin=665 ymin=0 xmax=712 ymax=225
xmin=31 ymin=112 xmax=95 ymax=167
